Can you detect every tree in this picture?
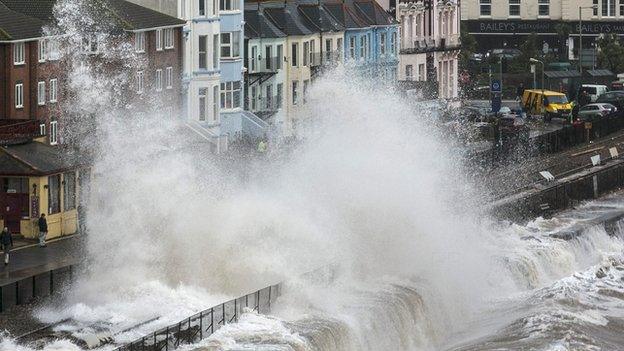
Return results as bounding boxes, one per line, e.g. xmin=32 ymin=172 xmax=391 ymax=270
xmin=459 ymin=23 xmax=477 ymax=70
xmin=597 ymin=34 xmax=624 ymax=73
xmin=508 ymin=33 xmax=540 ymax=73
xmin=554 ymin=23 xmax=571 ymax=61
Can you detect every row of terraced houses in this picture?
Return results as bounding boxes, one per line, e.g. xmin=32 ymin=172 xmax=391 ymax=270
xmin=0 ymin=0 xmax=460 ymax=239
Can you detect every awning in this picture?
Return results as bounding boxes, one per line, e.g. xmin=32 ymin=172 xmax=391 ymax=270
xmin=544 ymin=70 xmax=581 ymax=79
xmin=586 ymin=69 xmax=614 ymax=77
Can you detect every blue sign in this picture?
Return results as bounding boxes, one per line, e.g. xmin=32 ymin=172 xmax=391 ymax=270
xmin=491 ymin=79 xmax=502 ymax=93
xmin=491 ymin=93 xmax=502 ymax=113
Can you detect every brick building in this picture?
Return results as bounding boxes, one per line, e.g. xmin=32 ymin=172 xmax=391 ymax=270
xmin=0 ymin=0 xmax=186 ymax=238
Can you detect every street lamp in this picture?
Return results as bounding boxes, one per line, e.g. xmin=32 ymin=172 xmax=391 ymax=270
xmin=579 ymin=5 xmax=598 ymax=77
xmin=530 ymin=58 xmax=545 ymax=113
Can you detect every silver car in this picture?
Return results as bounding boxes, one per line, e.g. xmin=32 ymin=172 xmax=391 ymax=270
xmin=577 ymin=103 xmax=617 ymax=121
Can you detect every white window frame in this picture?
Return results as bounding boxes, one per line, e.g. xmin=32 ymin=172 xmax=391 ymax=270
xmin=15 ymin=83 xmax=23 ymax=108
xmin=164 ymin=29 xmax=175 ymax=49
xmin=135 ymin=32 xmax=146 ymax=53
xmin=166 ymin=67 xmax=173 ymax=89
xmin=199 ymin=87 xmax=207 ymax=121
xmin=48 ymin=39 xmax=60 ymax=61
xmin=38 ymin=81 xmax=46 ymax=106
xmin=156 ymin=29 xmax=163 ymax=51
xmin=50 ymin=120 xmax=58 ymax=145
xmin=199 ymin=35 xmax=208 ymax=69
xmin=538 ymin=0 xmax=550 ymax=17
xmin=219 ymin=0 xmax=239 ymax=11
xmin=49 ymin=78 xmax=58 ymax=103
xmin=38 ymin=39 xmax=47 ymax=62
xmin=212 ymin=85 xmax=219 ymax=122
xmin=220 ymin=32 xmax=240 ymax=58
xmin=380 ymin=33 xmax=386 ymax=55
xmin=479 ymin=0 xmax=492 ymax=16
xmin=349 ymin=37 xmax=356 ymax=58
xmin=40 ymin=123 xmax=46 ymax=136
xmin=292 ymin=81 xmax=298 ymax=105
xmin=602 ymin=0 xmax=616 ymax=16
xmin=13 ymin=42 xmax=25 ymax=65
xmin=155 ymin=69 xmax=163 ymax=91
xmin=509 ymin=0 xmax=520 ymax=16
xmin=220 ymin=81 xmax=241 ymax=109
xmin=136 ymin=71 xmax=144 ymax=94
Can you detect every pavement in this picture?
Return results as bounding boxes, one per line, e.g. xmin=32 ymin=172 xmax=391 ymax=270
xmin=0 ymin=234 xmax=81 ymax=287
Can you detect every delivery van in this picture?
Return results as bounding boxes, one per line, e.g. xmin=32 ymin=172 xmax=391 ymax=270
xmin=522 ymin=89 xmax=573 ymax=122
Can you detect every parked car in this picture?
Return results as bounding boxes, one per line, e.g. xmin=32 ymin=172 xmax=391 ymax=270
xmin=596 ymin=91 xmax=624 ymax=112
xmin=578 ymin=84 xmax=609 ymax=103
xmin=578 ymin=103 xmax=617 ymax=119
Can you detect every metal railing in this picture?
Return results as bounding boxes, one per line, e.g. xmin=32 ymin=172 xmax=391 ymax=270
xmin=248 ymin=57 xmax=283 ymax=74
xmin=114 ymin=284 xmax=281 ymax=351
xmin=247 ymin=95 xmax=282 ymax=113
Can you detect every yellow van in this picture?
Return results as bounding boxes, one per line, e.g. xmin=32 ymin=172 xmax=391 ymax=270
xmin=522 ymin=89 xmax=573 ymax=122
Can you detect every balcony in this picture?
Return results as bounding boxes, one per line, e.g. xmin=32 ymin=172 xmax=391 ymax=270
xmin=248 ymin=57 xmax=283 ymax=76
xmin=400 ymin=35 xmax=460 ymax=54
xmin=246 ymin=96 xmax=282 ymax=119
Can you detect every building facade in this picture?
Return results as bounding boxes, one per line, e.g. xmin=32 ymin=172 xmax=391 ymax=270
xmin=397 ymin=0 xmax=460 ymax=99
xmin=461 ymin=0 xmax=624 ymax=66
xmin=0 ymin=0 xmax=185 ymax=237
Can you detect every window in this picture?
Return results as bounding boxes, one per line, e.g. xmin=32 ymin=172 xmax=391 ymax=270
xmin=220 ymin=81 xmax=241 ymax=109
xmin=199 ymin=0 xmax=206 ymax=16
xmin=213 ymin=86 xmax=219 ymax=122
xmin=40 ymin=123 xmax=46 ymax=136
xmin=266 ymin=45 xmax=272 ymax=69
xmin=213 ymin=34 xmax=219 ymax=68
xmin=325 ymin=38 xmax=333 ymax=61
xmin=266 ymin=84 xmax=272 ymax=109
xmin=380 ymin=33 xmax=386 ymax=55
xmin=164 ymin=29 xmax=174 ymax=49
xmin=15 ymin=83 xmax=23 ymax=108
xmin=479 ymin=0 xmax=491 ymax=16
xmin=155 ymin=69 xmax=163 ymax=91
xmin=349 ymin=37 xmax=356 ymax=58
xmin=50 ymin=78 xmax=58 ymax=103
xmin=603 ymin=0 xmax=616 ymax=16
xmin=220 ymin=0 xmax=239 ymax=11
xmin=359 ymin=36 xmax=365 ymax=59
xmin=48 ymin=39 xmax=60 ymax=60
xmin=64 ymin=172 xmax=76 ymax=211
xmin=595 ymin=0 xmax=599 ymax=15
xmin=48 ymin=175 xmax=60 ymax=214
xmin=406 ymin=65 xmax=413 ymax=80
xmin=220 ymin=32 xmax=240 ymax=58
xmin=136 ymin=71 xmax=144 ymax=94
xmin=509 ymin=0 xmax=520 ymax=16
xmin=337 ymin=38 xmax=343 ymax=60
xmin=391 ymin=32 xmax=397 ymax=54
xmin=303 ymin=80 xmax=309 ymax=104
xmin=38 ymin=39 xmax=47 ymax=62
xmin=292 ymin=81 xmax=298 ymax=105
xmin=135 ymin=32 xmax=146 ymax=53
xmin=251 ymin=86 xmax=257 ymax=110
xmin=156 ymin=29 xmax=163 ymax=51
xmin=166 ymin=67 xmax=173 ymax=89
xmin=276 ymin=83 xmax=283 ymax=109
xmin=199 ymin=87 xmax=207 ymax=121
xmin=303 ymin=41 xmax=309 ymax=66
xmin=310 ymin=40 xmax=315 ymax=65
xmin=83 ymin=35 xmax=98 ymax=54
xmin=199 ymin=35 xmax=208 ymax=69
xmin=38 ymin=81 xmax=46 ymax=105
xmin=13 ymin=42 xmax=25 ymax=65
xmin=620 ymin=0 xmax=624 ymax=15
xmin=276 ymin=44 xmax=283 ymax=69
xmin=50 ymin=120 xmax=58 ymax=145
xmin=251 ymin=46 xmax=257 ymax=71
xmin=292 ymin=42 xmax=298 ymax=66
xmin=538 ymin=0 xmax=549 ymax=16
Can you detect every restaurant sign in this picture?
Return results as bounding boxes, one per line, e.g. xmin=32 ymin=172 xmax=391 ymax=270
xmin=464 ymin=20 xmax=624 ymax=35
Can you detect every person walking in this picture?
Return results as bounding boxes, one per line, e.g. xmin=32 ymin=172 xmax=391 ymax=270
xmin=0 ymin=227 xmax=13 ymax=266
xmin=516 ymin=82 xmax=525 ymax=102
xmin=38 ymin=213 xmax=48 ymax=248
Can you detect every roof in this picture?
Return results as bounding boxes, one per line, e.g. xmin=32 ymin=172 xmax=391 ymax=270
xmin=586 ymin=69 xmax=614 ymax=77
xmin=0 ymin=141 xmax=82 ymax=176
xmin=544 ymin=70 xmax=581 ymax=79
xmin=323 ymin=2 xmax=368 ymax=29
xmin=298 ymin=4 xmax=344 ymax=32
xmin=244 ymin=9 xmax=286 ymax=39
xmin=263 ymin=3 xmax=316 ymax=36
xmin=0 ymin=2 xmax=46 ymax=41
xmin=0 ymin=0 xmax=184 ymax=41
xmin=523 ymin=89 xmax=568 ymax=96
xmin=351 ymin=0 xmax=396 ymax=25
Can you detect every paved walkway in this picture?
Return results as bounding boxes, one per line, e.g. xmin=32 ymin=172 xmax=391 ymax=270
xmin=0 ymin=235 xmax=82 ymax=287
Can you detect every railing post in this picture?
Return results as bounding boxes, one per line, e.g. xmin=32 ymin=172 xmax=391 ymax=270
xmin=211 ymin=308 xmax=214 ymax=333
xmin=50 ymin=270 xmax=54 ymax=294
xmin=166 ymin=326 xmax=169 ymax=351
xmin=199 ymin=311 xmax=203 ymax=340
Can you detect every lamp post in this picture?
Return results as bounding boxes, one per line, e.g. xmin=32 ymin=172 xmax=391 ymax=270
xmin=579 ymin=5 xmax=598 ymax=77
xmin=530 ymin=57 xmax=545 ymax=116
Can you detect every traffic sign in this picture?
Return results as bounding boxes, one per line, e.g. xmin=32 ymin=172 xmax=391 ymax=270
xmin=491 ymin=79 xmax=502 ymax=93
